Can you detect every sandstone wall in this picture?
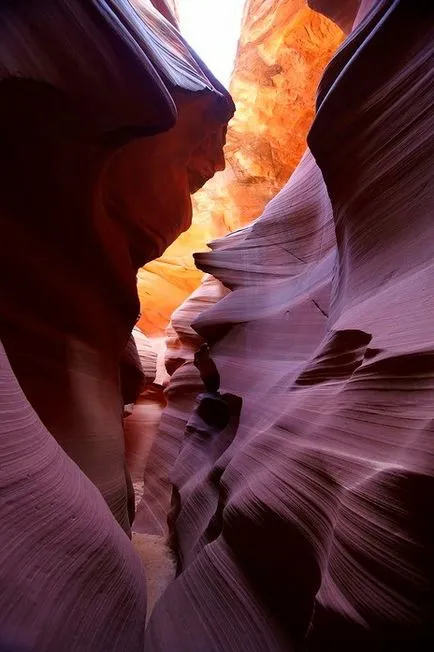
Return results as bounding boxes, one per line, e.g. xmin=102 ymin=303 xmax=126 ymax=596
xmin=145 ymin=2 xmax=434 ymax=648
xmin=137 ymin=1 xmax=343 ymax=335
xmin=134 ymin=0 xmax=343 ymax=534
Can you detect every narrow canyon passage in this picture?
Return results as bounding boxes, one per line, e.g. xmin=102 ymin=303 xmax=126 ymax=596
xmin=0 ymin=1 xmax=433 ymax=651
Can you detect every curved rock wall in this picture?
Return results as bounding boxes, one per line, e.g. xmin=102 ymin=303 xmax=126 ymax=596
xmin=135 ymin=275 xmax=228 ymax=535
xmin=0 ymin=341 xmax=147 ymax=652
xmin=135 ymin=0 xmax=343 ymax=536
xmin=0 ymin=0 xmax=233 ymax=533
xmin=137 ymin=1 xmax=343 ymax=335
xmin=146 ymin=1 xmax=434 ymax=649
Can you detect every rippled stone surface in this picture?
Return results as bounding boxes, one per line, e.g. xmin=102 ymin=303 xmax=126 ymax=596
xmin=0 ymin=341 xmax=147 ymax=652
xmin=0 ymin=1 xmax=233 ymax=647
xmin=146 ymin=2 xmax=434 ymax=649
xmin=137 ymin=1 xmax=343 ymax=336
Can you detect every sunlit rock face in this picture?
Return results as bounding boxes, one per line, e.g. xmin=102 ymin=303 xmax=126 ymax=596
xmin=146 ymin=1 xmax=434 ymax=649
xmin=209 ymin=0 xmax=343 ymax=232
xmin=134 ymin=0 xmax=342 ymax=545
xmin=137 ymin=1 xmax=343 ymax=336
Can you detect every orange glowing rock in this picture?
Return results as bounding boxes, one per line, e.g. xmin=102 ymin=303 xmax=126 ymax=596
xmin=137 ymin=2 xmax=343 ymax=336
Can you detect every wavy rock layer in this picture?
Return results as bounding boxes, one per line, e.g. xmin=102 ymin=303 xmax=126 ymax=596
xmin=0 ymin=342 xmax=147 ymax=652
xmin=134 ymin=0 xmax=342 ymax=536
xmin=135 ymin=275 xmax=228 ymax=535
xmin=146 ymin=2 xmax=434 ymax=649
xmin=0 ymin=0 xmax=232 ymax=533
xmin=137 ymin=2 xmax=343 ymax=335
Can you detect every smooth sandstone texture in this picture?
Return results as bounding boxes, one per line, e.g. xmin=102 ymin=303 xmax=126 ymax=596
xmin=147 ymin=0 xmax=180 ymax=25
xmin=134 ymin=0 xmax=343 ymax=537
xmin=133 ymin=0 xmax=344 ymax=540
xmin=0 ymin=0 xmax=233 ymax=533
xmin=146 ymin=1 xmax=434 ymax=649
xmin=137 ymin=2 xmax=343 ymax=336
xmin=0 ymin=341 xmax=147 ymax=652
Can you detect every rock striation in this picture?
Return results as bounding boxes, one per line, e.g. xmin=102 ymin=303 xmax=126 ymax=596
xmin=0 ymin=341 xmax=147 ymax=652
xmin=137 ymin=1 xmax=343 ymax=335
xmin=0 ymin=0 xmax=233 ymax=533
xmin=1 ymin=0 xmax=433 ymax=650
xmin=0 ymin=1 xmax=233 ymax=646
xmin=135 ymin=0 xmax=343 ymax=540
xmin=146 ymin=1 xmax=434 ymax=649
xmin=135 ymin=275 xmax=229 ymax=535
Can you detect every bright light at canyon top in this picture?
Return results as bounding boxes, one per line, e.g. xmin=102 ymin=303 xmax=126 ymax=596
xmin=177 ymin=0 xmax=246 ymax=88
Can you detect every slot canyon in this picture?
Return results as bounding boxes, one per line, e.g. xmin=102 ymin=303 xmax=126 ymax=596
xmin=0 ymin=1 xmax=433 ymax=650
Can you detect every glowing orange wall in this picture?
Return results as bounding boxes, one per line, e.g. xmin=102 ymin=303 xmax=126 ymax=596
xmin=137 ymin=1 xmax=343 ymax=336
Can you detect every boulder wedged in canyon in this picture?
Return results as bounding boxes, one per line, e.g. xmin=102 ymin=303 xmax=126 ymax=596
xmin=0 ymin=341 xmax=147 ymax=652
xmin=0 ymin=0 xmax=233 ymax=533
xmin=146 ymin=1 xmax=434 ymax=649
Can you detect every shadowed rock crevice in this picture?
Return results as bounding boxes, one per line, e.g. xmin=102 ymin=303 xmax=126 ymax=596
xmin=0 ymin=1 xmax=433 ymax=650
